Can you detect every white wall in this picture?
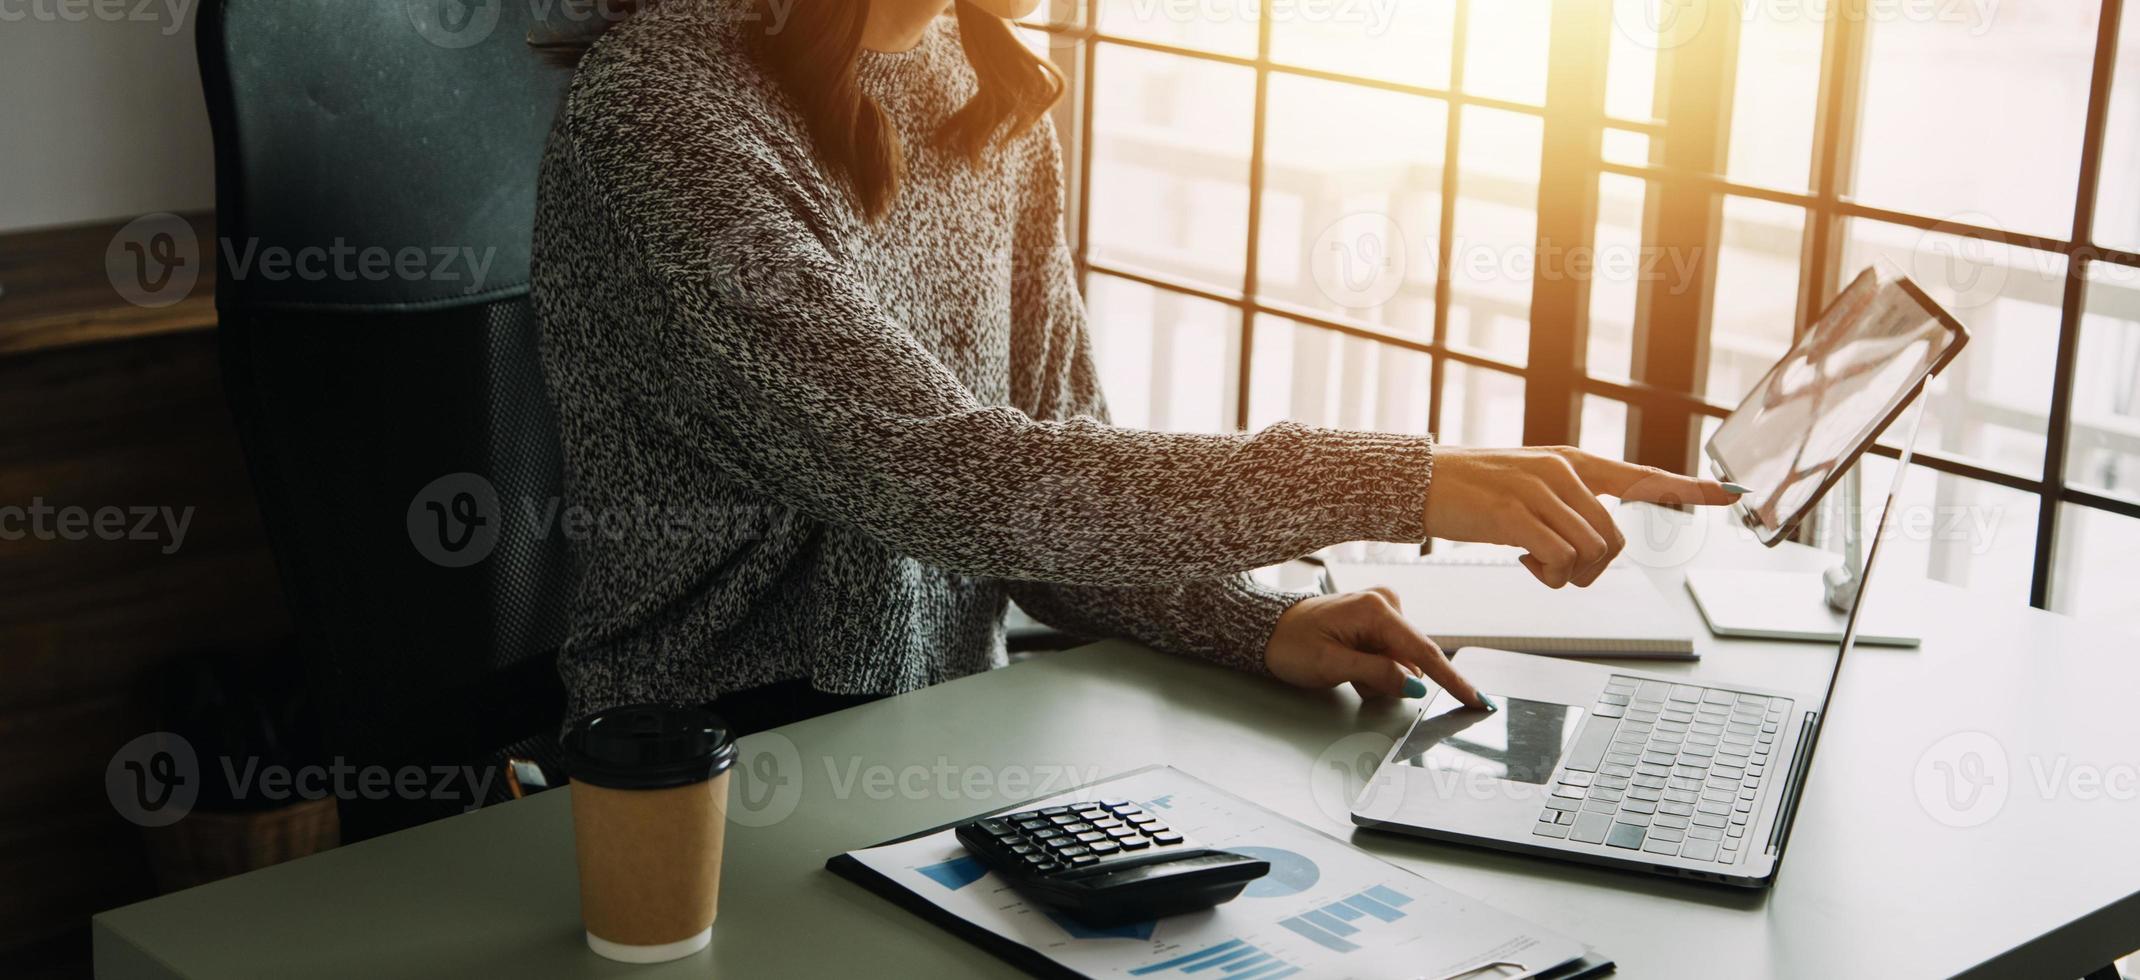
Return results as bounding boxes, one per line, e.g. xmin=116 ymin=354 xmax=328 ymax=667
xmin=0 ymin=5 xmax=215 ymax=233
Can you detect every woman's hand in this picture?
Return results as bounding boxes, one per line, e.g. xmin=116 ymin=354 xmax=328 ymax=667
xmin=1426 ymin=445 xmax=1743 ymax=589
xmin=1265 ymin=589 xmax=1485 ymax=707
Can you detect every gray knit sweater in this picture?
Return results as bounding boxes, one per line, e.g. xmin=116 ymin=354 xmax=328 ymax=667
xmin=530 ymin=1 xmax=1439 ymax=716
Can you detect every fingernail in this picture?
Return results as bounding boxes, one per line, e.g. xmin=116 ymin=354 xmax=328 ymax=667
xmin=1402 ymin=675 xmax=1428 ymax=699
xmin=1721 ymin=482 xmax=1751 ymax=495
xmin=1480 ymin=696 xmax=1497 ymax=712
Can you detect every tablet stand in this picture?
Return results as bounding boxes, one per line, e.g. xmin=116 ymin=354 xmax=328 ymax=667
xmin=1683 ymin=444 xmax=1921 ymax=648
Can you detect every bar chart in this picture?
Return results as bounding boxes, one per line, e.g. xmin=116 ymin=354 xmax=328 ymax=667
xmin=1273 ymin=884 xmax=1415 ymax=953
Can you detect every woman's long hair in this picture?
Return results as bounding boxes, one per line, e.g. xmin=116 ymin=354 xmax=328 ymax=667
xmin=540 ymin=1 xmax=1064 ymax=219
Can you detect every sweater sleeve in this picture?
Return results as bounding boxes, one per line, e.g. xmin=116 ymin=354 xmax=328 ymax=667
xmin=999 ymin=119 xmax=1326 ymax=673
xmin=560 ymin=40 xmax=1436 ymax=589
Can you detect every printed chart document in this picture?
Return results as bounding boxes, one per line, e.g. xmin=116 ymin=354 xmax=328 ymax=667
xmin=835 ymin=767 xmax=1596 ymax=979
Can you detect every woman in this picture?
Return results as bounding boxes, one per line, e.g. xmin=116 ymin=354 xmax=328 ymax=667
xmin=530 ymin=0 xmax=1740 ymax=730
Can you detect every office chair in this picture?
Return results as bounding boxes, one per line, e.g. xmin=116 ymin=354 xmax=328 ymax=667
xmin=197 ymin=0 xmax=577 ymax=841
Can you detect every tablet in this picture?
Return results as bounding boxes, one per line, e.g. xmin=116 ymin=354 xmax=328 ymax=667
xmin=1706 ymin=264 xmax=1970 ymax=546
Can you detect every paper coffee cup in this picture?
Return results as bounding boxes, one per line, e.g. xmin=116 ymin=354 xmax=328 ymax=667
xmin=562 ymin=703 xmax=737 ymax=964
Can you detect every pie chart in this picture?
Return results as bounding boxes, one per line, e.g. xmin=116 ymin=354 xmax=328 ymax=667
xmin=1227 ymin=846 xmax=1320 ymax=898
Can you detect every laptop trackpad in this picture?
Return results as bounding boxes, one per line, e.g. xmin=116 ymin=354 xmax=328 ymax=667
xmin=1390 ymin=695 xmax=1586 ymax=785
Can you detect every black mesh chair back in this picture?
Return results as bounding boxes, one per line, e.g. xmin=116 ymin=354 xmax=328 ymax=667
xmin=196 ymin=0 xmax=578 ymax=841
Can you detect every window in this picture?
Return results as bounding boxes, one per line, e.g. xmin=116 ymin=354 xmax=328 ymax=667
xmin=1021 ymin=0 xmax=2140 ymax=629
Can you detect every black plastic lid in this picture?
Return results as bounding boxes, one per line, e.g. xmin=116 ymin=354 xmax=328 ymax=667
xmin=561 ymin=703 xmax=737 ymax=790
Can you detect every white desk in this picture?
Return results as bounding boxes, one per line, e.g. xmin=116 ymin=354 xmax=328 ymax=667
xmin=94 ymin=506 xmax=2140 ymax=978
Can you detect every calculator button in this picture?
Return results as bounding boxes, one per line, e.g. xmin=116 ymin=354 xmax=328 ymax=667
xmin=1039 ymin=807 xmax=1071 ymax=816
xmin=1049 ymin=814 xmax=1079 ymax=826
xmin=1058 ymin=845 xmax=1092 ymax=859
xmin=1070 ymin=854 xmax=1100 ymax=866
xmin=1105 ymin=826 xmax=1138 ymax=839
xmin=1074 ymin=831 xmax=1106 ymax=843
xmin=1117 ymin=837 xmax=1151 ymax=850
xmin=1088 ymin=840 xmax=1120 ymax=855
xmin=1151 ymin=831 xmax=1184 ymax=846
xmin=1032 ymin=828 xmax=1062 ymax=840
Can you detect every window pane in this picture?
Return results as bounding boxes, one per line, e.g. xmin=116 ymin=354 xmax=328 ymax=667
xmin=2067 ymin=261 xmax=2140 ymax=504
xmin=1270 ymin=0 xmax=1457 ymax=90
xmin=1580 ymin=396 xmax=1630 ymax=461
xmin=1587 ymin=172 xmax=1649 ymax=382
xmin=1257 ymin=77 xmax=1445 ymax=332
xmin=2096 ymin=8 xmax=2140 ymax=252
xmin=1724 ymin=6 xmax=1822 ymax=191
xmin=1097 ymin=0 xmax=1254 ymax=56
xmin=1084 ymin=275 xmax=1240 ymax=433
xmin=1088 ymin=45 xmax=1254 ymax=294
xmin=1706 ymin=196 xmax=1806 ymax=405
xmin=1601 ymin=128 xmax=1650 ymax=168
xmin=1437 ymin=362 xmax=1525 ymax=446
xmin=1448 ymin=106 xmax=1543 ymax=364
xmin=1464 ymin=0 xmax=1551 ymax=106
xmin=1246 ymin=317 xmax=1431 ymax=434
xmin=2052 ymin=505 xmax=2140 ymax=636
xmin=1604 ymin=0 xmax=1659 ymax=122
xmin=1842 ymin=220 xmax=2062 ymax=479
xmin=1856 ymin=456 xmax=2040 ymax=607
xmin=1854 ymin=4 xmax=2101 ymax=239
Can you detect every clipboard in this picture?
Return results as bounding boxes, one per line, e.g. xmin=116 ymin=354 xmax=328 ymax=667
xmin=826 ymin=766 xmax=1615 ymax=979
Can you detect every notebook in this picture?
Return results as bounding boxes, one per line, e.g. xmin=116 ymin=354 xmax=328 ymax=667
xmin=828 ymin=766 xmax=1612 ymax=980
xmin=1321 ymin=549 xmax=1698 ymax=659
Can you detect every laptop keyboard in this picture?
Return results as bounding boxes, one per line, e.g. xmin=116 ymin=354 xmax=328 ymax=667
xmin=1532 ymin=675 xmax=1792 ymax=865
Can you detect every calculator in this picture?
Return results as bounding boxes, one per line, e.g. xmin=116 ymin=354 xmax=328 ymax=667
xmin=953 ymin=798 xmax=1270 ymax=927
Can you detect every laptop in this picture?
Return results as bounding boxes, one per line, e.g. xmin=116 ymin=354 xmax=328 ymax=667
xmin=1349 ymin=266 xmax=1969 ymax=887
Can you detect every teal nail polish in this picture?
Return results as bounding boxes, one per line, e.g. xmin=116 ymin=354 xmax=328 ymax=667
xmin=1402 ymin=675 xmax=1428 ymax=699
xmin=1721 ymin=482 xmax=1752 ymax=495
